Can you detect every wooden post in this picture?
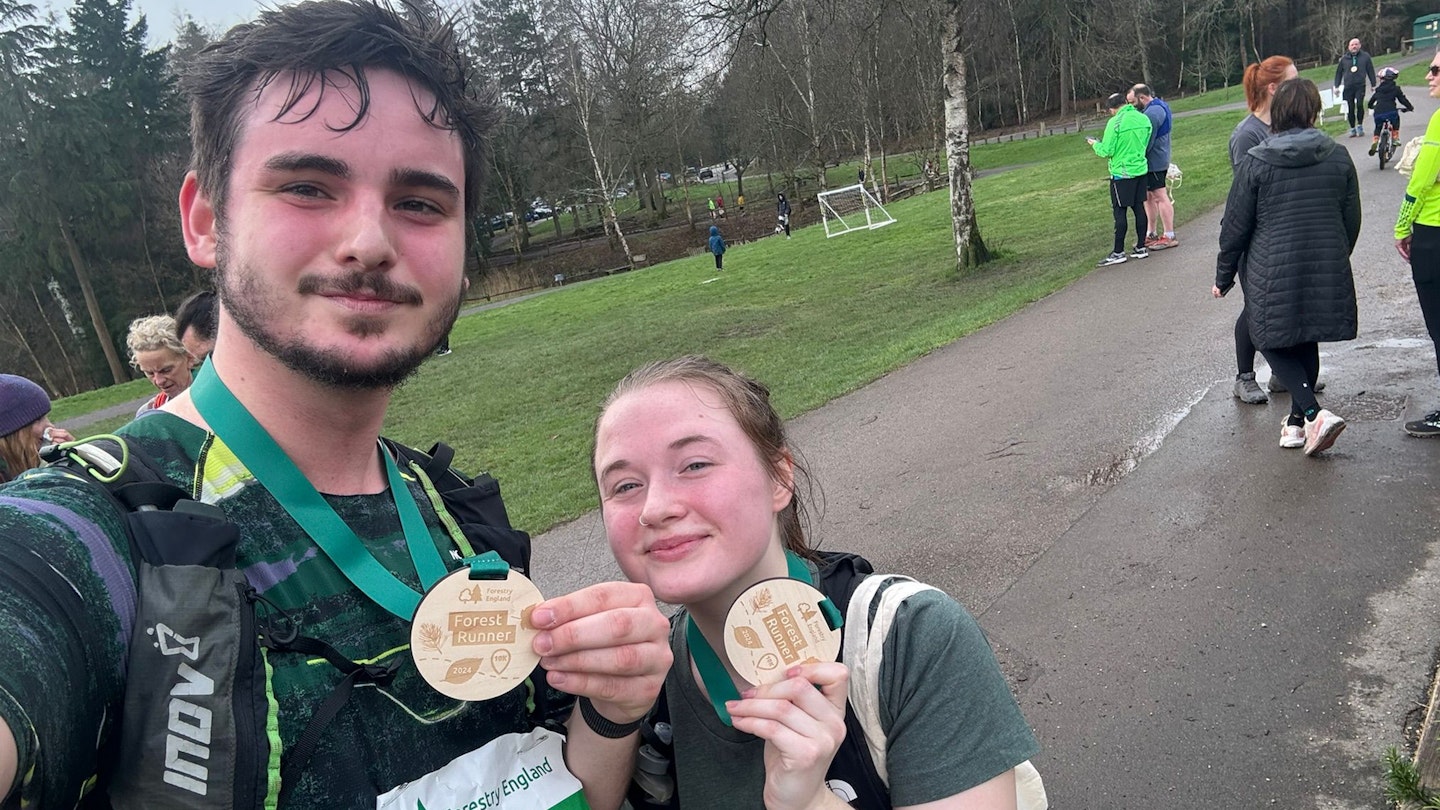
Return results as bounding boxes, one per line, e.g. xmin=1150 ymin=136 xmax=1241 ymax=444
xmin=1415 ymin=670 xmax=1440 ymax=788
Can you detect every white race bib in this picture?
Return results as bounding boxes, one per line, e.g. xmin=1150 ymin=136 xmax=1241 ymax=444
xmin=376 ymin=728 xmax=588 ymax=809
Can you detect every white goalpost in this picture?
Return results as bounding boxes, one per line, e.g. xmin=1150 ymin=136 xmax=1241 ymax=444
xmin=817 ymin=183 xmax=895 ymax=238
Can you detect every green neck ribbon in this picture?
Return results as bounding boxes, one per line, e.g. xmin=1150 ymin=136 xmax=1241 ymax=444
xmin=686 ymin=550 xmax=841 ymax=726
xmin=189 ymin=362 xmax=447 ymax=620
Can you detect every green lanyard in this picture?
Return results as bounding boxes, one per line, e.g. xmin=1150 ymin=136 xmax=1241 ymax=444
xmin=686 ymin=551 xmax=841 ymax=725
xmin=189 ymin=362 xmax=448 ymax=620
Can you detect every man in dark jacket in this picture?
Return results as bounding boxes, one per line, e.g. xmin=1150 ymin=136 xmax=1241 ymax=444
xmin=1333 ymin=37 xmax=1377 ymax=137
xmin=1215 ymin=78 xmax=1359 ymax=456
xmin=776 ymin=193 xmax=792 ymax=238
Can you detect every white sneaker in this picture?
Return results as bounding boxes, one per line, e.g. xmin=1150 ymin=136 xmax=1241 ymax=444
xmin=1303 ymin=409 xmax=1346 ymax=456
xmin=1279 ymin=421 xmax=1305 ymax=449
xmin=1097 ymin=252 xmax=1128 ymax=266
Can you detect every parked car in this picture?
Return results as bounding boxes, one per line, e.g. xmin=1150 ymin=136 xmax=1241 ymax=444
xmin=658 ymin=171 xmax=672 ymax=183
xmin=698 ymin=168 xmax=714 ymax=180
xmin=487 ymin=211 xmax=514 ymax=230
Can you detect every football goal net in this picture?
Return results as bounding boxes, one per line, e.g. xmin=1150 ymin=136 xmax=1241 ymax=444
xmin=817 ymin=183 xmax=895 ymax=238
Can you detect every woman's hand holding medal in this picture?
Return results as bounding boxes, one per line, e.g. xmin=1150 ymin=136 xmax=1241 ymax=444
xmin=727 ymin=662 xmax=851 ymax=810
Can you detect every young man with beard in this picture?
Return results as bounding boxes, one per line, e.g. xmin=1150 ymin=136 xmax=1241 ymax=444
xmin=0 ymin=2 xmax=670 ymax=808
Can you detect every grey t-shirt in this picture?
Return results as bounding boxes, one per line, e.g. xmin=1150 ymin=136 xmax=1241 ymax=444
xmin=666 ymin=583 xmax=1040 ymax=808
xmin=1142 ymin=102 xmax=1172 ymax=171
xmin=1230 ymin=114 xmax=1271 ymax=170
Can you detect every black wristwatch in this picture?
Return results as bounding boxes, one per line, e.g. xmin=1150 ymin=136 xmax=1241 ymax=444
xmin=578 ymin=696 xmax=644 ymax=739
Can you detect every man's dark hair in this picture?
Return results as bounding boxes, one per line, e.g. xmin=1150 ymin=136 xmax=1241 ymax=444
xmin=1132 ymin=84 xmax=1154 ymax=99
xmin=1106 ymin=93 xmax=1126 ymax=110
xmin=1270 ymin=78 xmax=1322 ymax=132
xmin=174 ymin=290 xmax=218 ymax=343
xmin=180 ymin=0 xmax=495 ymax=219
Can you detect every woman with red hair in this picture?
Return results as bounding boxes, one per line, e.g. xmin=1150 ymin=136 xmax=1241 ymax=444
xmin=1227 ymin=55 xmax=1300 ymax=406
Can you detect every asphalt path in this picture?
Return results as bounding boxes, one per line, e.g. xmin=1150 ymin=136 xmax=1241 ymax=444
xmin=531 ymin=88 xmax=1440 ymax=806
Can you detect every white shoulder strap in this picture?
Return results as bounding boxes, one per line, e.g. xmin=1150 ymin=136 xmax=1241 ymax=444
xmin=843 ymin=574 xmax=934 ymax=786
xmin=843 ymin=574 xmax=1049 ymax=809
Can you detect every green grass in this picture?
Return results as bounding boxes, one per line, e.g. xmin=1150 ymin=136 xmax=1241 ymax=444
xmin=1398 ymin=59 xmax=1434 ymax=89
xmin=51 ymin=378 xmax=152 ymax=423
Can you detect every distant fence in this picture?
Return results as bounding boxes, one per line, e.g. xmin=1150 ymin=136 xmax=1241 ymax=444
xmin=972 ymin=113 xmax=1110 ymax=146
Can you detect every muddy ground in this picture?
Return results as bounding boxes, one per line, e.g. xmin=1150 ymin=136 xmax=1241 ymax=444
xmin=468 ymin=199 xmax=820 ymax=301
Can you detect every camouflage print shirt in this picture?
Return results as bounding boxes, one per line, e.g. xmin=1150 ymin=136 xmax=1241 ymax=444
xmin=0 ymin=413 xmax=568 ymax=808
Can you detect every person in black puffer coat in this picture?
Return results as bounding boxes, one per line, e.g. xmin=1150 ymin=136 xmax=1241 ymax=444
xmin=1215 ymin=77 xmax=1360 ymax=457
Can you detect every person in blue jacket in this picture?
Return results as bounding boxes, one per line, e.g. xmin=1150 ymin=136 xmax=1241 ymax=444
xmin=708 ymin=225 xmax=726 ymax=270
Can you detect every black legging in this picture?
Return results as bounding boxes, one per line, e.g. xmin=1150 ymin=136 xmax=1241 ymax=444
xmin=1235 ymin=308 xmax=1257 ymax=374
xmin=1258 ymin=343 xmax=1320 ymax=417
xmin=1110 ymin=179 xmax=1148 ymax=254
xmin=1235 ymin=267 xmax=1257 ymax=375
xmin=1411 ymin=224 xmax=1440 ymax=378
xmin=1344 ymin=84 xmax=1365 ymax=129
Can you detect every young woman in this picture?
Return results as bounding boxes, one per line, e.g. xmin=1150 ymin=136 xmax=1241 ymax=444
xmin=1394 ymin=49 xmax=1440 ymax=438
xmin=0 ymin=374 xmax=73 ymax=483
xmin=1228 ymin=55 xmax=1299 ymax=405
xmin=1215 ymin=78 xmax=1359 ymax=456
xmin=592 ymin=356 xmax=1039 ymax=809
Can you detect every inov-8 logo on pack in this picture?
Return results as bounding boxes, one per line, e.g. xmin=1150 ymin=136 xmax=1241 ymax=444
xmin=147 ymin=622 xmax=216 ymax=795
xmin=109 ymin=561 xmax=268 ymax=810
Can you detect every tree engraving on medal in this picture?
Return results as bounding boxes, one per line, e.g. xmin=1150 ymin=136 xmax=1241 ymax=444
xmin=751 ymin=588 xmax=774 ymax=612
xmin=419 ymin=622 xmax=445 ymax=654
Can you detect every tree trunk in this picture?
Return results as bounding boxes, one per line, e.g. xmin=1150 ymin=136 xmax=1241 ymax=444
xmin=1007 ymin=0 xmax=1029 ymax=123
xmin=57 ymin=215 xmax=127 ymax=385
xmin=943 ymin=0 xmax=990 ymax=273
xmin=1059 ymin=16 xmax=1073 ymax=118
xmin=0 ymin=300 xmax=58 ymax=394
xmin=30 ymin=282 xmax=81 ymax=394
xmin=137 ymin=180 xmax=167 ymax=310
xmin=582 ymin=128 xmax=633 ymax=264
xmin=1133 ymin=9 xmax=1153 ymax=88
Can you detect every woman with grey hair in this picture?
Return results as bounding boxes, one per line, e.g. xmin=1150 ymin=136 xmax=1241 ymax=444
xmin=126 ymin=314 xmax=194 ymax=416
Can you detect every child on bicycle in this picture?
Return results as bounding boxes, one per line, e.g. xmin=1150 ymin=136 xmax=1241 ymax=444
xmin=1369 ymin=65 xmax=1415 ymax=156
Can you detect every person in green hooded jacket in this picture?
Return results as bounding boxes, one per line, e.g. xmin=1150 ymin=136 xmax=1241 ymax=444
xmin=1087 ymin=92 xmax=1154 ymax=265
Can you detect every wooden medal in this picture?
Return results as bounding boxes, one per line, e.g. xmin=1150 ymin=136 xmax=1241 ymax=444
xmin=411 ymin=567 xmax=544 ymax=701
xmin=722 ymin=577 xmax=841 ymax=687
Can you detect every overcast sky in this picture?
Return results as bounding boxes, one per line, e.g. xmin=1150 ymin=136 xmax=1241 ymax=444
xmin=45 ymin=0 xmax=280 ymax=43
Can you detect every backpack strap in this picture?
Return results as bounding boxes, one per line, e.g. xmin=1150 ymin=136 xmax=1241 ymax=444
xmin=843 ymin=575 xmax=934 ymax=785
xmin=843 ymin=574 xmax=1049 ymax=809
xmin=384 ymin=439 xmax=532 ymax=575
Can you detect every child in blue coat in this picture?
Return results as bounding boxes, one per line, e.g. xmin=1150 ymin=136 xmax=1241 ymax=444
xmin=708 ymin=225 xmax=726 ymax=270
